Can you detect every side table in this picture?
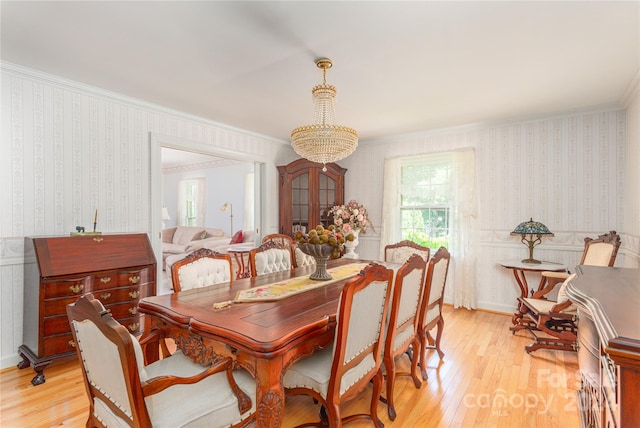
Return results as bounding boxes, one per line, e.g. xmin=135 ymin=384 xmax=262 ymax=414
xmin=228 ymin=245 xmax=255 ymax=279
xmin=499 ymin=259 xmax=567 ymax=330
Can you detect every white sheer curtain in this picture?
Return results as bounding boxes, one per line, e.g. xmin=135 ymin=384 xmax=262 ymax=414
xmin=244 ymin=172 xmax=255 ymax=231
xmin=177 ymin=178 xmax=206 ymax=226
xmin=449 ymin=149 xmax=479 ymax=309
xmin=379 ymin=157 xmax=402 ymax=259
xmin=379 ymin=149 xmax=478 ymax=309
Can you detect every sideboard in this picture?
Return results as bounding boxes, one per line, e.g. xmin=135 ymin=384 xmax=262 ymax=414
xmin=19 ymin=233 xmax=156 ymax=385
xmin=567 ymin=265 xmax=640 ymax=428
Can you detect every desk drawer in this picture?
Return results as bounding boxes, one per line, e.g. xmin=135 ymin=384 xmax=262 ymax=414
xmin=43 ymin=296 xmax=80 ymax=317
xmin=43 ymin=332 xmax=76 ymax=356
xmin=95 ymin=284 xmax=153 ymax=305
xmin=43 ymin=314 xmax=71 ymax=336
xmin=119 ymin=268 xmax=153 ymax=286
xmin=43 ymin=277 xmax=92 ymax=299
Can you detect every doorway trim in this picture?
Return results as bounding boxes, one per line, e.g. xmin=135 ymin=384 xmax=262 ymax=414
xmin=149 ymin=132 xmax=265 ymax=287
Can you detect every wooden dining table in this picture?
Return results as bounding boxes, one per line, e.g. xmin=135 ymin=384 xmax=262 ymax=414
xmin=138 ymin=258 xmax=373 ymax=428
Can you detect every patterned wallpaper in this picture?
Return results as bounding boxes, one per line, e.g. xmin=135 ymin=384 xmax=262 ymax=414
xmin=0 ymin=64 xmax=293 ymax=368
xmin=1 ymin=63 xmax=638 ymax=369
xmin=340 ymin=91 xmax=639 ymax=313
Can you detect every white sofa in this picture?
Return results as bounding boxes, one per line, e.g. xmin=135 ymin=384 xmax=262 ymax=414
xmin=162 ymin=226 xmax=255 ymax=283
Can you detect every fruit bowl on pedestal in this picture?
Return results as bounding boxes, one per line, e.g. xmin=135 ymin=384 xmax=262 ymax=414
xmin=297 ymin=243 xmax=334 ymax=281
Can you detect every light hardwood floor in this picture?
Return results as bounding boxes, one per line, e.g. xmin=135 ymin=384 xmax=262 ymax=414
xmin=0 ymin=306 xmax=580 ymax=428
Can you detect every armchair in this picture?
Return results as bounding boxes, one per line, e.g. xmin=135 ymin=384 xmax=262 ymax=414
xmin=514 ymin=230 xmax=621 ymax=353
xmin=66 ymin=294 xmax=255 ymax=428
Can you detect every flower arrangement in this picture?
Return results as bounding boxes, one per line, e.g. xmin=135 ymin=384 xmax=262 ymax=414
xmin=295 ymin=224 xmax=355 ymax=259
xmin=328 ymin=200 xmax=373 ymax=233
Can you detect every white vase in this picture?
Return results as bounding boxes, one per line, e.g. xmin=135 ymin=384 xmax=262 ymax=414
xmin=343 ymin=230 xmax=360 ymax=259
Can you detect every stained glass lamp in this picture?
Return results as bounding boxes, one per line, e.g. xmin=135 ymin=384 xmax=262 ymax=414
xmin=510 ymin=218 xmax=554 ymax=264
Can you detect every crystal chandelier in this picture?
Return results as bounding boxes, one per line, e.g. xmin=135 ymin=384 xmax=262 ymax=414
xmin=291 ymin=58 xmax=358 ymax=171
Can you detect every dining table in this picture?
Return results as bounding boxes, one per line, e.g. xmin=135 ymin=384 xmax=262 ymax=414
xmin=138 ymin=258 xmax=388 ymax=428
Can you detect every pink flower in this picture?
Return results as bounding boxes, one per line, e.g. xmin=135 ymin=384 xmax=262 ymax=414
xmin=328 ymin=200 xmax=373 ymax=233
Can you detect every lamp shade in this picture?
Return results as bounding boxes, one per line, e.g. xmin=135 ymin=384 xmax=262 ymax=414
xmin=161 ymin=207 xmax=171 ymax=221
xmin=510 ymin=218 xmax=554 ymax=237
xmin=510 ymin=218 xmax=553 ymax=264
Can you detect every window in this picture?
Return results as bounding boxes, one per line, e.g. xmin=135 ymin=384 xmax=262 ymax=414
xmin=381 ymin=149 xmax=478 ymax=309
xmin=400 ymin=154 xmax=452 ymax=248
xmin=178 ymin=178 xmax=206 ymax=226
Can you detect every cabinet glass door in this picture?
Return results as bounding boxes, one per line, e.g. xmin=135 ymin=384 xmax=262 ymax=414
xmin=318 ymin=172 xmax=337 ymax=228
xmin=292 ymin=173 xmax=309 ymax=233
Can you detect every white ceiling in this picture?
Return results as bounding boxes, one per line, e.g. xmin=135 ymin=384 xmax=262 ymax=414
xmin=2 ymin=1 xmax=639 ymax=147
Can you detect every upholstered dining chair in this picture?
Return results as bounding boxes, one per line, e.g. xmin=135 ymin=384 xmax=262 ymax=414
xmin=515 ymin=230 xmax=621 ymax=353
xmin=381 ymin=253 xmax=427 ymax=420
xmin=249 ymin=241 xmax=293 ymax=277
xmin=282 ymin=263 xmax=393 ymax=428
xmin=384 ymin=240 xmax=431 ymax=264
xmin=416 ymin=246 xmax=451 ymax=381
xmin=67 ymin=294 xmax=256 ymax=428
xmin=170 ymin=248 xmax=233 ymax=292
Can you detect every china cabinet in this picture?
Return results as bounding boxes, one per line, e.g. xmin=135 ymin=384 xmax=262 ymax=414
xmin=278 ymin=159 xmax=346 ymax=235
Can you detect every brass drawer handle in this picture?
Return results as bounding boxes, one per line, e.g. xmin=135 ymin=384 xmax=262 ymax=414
xmin=69 ymin=284 xmax=84 ymax=294
xmin=100 ymin=292 xmax=111 ymax=300
xmin=69 ymin=340 xmax=76 ymax=348
xmin=100 ymin=277 xmax=111 ymax=284
xmin=129 ymin=276 xmax=141 ymax=284
xmin=129 ymin=290 xmax=140 ymax=299
xmin=93 ymin=237 xmax=103 ymax=243
xmin=128 ymin=307 xmax=138 ymax=315
xmin=128 ymin=323 xmax=139 ymax=332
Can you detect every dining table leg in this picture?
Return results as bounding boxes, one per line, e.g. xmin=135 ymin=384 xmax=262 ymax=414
xmin=254 ymin=356 xmax=285 ymax=428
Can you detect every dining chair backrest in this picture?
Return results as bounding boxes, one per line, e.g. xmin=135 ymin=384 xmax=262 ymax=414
xmin=68 ymin=294 xmax=146 ymax=424
xmin=385 ymin=253 xmax=427 ymax=356
xmin=580 ymin=230 xmax=621 ymax=267
xmin=382 ymin=253 xmax=427 ymax=419
xmin=420 ymin=247 xmax=451 ymax=329
xmin=170 ymin=248 xmax=233 ymax=292
xmin=330 ymin=262 xmax=393 ymax=400
xmin=249 ymin=241 xmax=292 ymax=277
xmin=416 ymin=246 xmax=451 ymax=380
xmin=384 ymin=240 xmax=431 ymax=264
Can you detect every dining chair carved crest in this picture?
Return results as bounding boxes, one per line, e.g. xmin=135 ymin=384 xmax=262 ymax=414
xmin=384 ymin=240 xmax=431 ymax=264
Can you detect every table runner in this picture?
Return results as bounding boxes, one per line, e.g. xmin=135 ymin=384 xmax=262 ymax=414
xmin=234 ymin=262 xmax=369 ymax=303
